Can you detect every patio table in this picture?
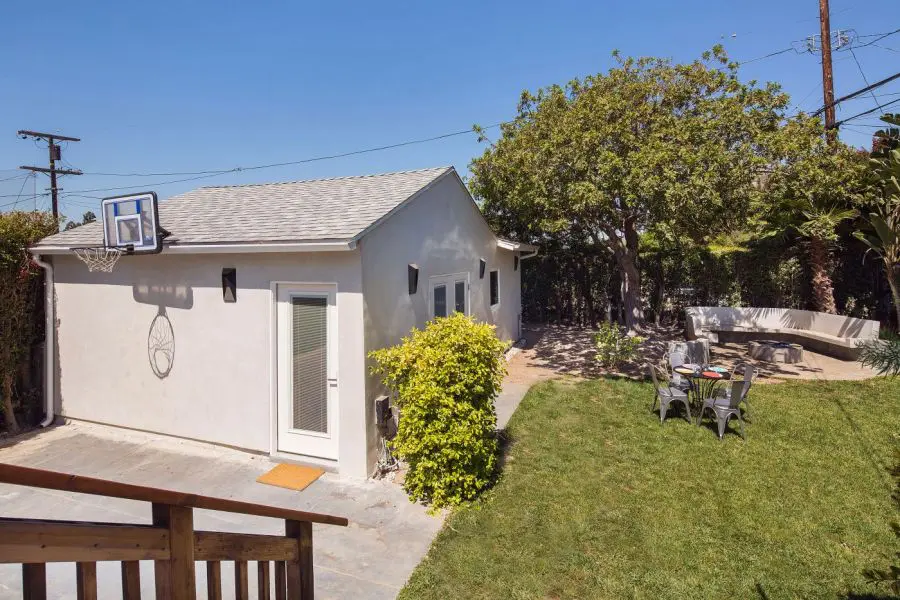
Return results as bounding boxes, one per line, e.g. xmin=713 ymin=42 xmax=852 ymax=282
xmin=673 ymin=365 xmax=729 ymax=415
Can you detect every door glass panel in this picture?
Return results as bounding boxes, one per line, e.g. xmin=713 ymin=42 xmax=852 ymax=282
xmin=291 ymin=297 xmax=327 ymax=433
xmin=433 ymin=284 xmax=447 ymax=317
xmin=454 ymin=281 xmax=466 ymax=314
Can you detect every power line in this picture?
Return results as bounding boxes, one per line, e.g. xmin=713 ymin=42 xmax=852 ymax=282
xmin=1 ymin=122 xmax=502 ymax=203
xmin=813 ymin=71 xmax=900 ymax=116
xmin=834 ymin=96 xmax=900 ymax=128
xmin=1 ymin=121 xmax=503 ymax=197
xmin=738 ymin=47 xmax=796 ymax=65
xmin=737 ymin=27 xmax=900 ymax=67
xmin=853 ymin=27 xmax=900 ymax=49
xmin=0 ymin=173 xmax=29 ymax=183
xmin=841 ymin=126 xmax=874 ymax=136
xmin=848 ymin=48 xmax=884 ymax=114
xmin=50 ymin=123 xmax=502 ymax=196
xmin=9 ymin=173 xmax=33 ymax=210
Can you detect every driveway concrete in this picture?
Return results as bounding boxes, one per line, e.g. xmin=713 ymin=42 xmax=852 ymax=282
xmin=0 ymin=422 xmax=442 ymax=600
xmin=0 ymin=334 xmax=557 ymax=599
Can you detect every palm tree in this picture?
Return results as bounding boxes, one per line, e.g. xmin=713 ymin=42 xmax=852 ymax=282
xmin=855 ymin=114 xmax=900 ymax=328
xmin=798 ymin=205 xmax=858 ymax=314
xmin=767 ymin=118 xmax=868 ymax=314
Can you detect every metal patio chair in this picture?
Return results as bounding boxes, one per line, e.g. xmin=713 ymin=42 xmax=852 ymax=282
xmin=667 ymin=350 xmax=691 ymax=391
xmin=697 ymin=373 xmax=753 ymax=440
xmin=648 ymin=363 xmax=692 ymax=424
xmin=716 ymin=363 xmax=757 ymax=420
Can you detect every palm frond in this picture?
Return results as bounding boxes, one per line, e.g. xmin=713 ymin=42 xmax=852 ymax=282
xmin=858 ymin=334 xmax=900 ymax=377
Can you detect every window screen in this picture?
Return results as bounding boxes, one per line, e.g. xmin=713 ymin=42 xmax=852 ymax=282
xmin=291 ymin=297 xmax=328 ymax=433
xmin=433 ymin=284 xmax=447 ymax=317
xmin=490 ymin=270 xmax=499 ymax=306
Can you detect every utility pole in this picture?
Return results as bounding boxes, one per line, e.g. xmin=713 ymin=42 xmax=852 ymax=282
xmin=818 ymin=0 xmax=836 ymax=141
xmin=18 ymin=130 xmax=82 ymax=222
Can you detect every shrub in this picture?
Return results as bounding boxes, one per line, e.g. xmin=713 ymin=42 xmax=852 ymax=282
xmin=369 ymin=313 xmax=507 ymax=510
xmin=0 ymin=211 xmax=57 ymax=433
xmin=593 ymin=321 xmax=644 ymax=369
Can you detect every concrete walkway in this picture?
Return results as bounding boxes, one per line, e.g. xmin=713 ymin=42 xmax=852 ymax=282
xmin=0 ymin=422 xmax=442 ymax=600
xmin=495 ymin=331 xmax=559 ymax=429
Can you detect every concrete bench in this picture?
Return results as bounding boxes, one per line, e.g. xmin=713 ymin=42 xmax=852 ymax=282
xmin=685 ymin=306 xmax=880 ymax=361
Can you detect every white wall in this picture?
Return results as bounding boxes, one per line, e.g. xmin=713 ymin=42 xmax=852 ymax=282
xmin=359 ymin=173 xmax=522 ymax=470
xmin=50 ymin=251 xmax=370 ymax=478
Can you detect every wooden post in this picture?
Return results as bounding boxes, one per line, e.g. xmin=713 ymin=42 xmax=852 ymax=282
xmin=22 ymin=563 xmax=46 ymax=600
xmin=285 ymin=520 xmax=313 ymax=599
xmin=121 ymin=561 xmax=142 ymax=600
xmin=274 ymin=561 xmax=287 ymax=600
xmin=76 ymin=562 xmax=98 ymax=600
xmin=819 ymin=0 xmax=836 ymax=141
xmin=234 ymin=560 xmax=249 ymax=600
xmin=152 ymin=503 xmax=196 ymax=599
xmin=258 ymin=561 xmax=271 ymax=599
xmin=206 ymin=561 xmax=222 ymax=600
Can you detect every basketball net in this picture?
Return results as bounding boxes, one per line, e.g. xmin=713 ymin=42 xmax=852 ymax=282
xmin=72 ymin=247 xmax=123 ymax=273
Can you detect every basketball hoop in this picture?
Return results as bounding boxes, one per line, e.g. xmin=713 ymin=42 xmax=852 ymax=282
xmin=72 ymin=191 xmax=167 ymax=272
xmin=72 ymin=246 xmax=124 ymax=273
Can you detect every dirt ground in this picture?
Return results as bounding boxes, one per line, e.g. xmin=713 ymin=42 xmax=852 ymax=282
xmin=510 ymin=324 xmax=878 ymax=383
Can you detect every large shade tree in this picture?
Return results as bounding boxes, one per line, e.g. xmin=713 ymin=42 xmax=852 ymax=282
xmin=469 ymin=48 xmax=790 ymax=330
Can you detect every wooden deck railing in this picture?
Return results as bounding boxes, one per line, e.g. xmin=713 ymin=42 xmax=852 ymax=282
xmin=0 ymin=463 xmax=349 ymax=599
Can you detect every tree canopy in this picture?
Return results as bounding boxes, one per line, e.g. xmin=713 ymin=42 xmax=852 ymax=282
xmin=469 ymin=47 xmax=863 ymax=329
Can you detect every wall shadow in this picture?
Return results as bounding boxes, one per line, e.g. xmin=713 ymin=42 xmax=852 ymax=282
xmin=132 ymin=283 xmax=193 ymax=309
xmin=148 ymin=307 xmax=175 ymax=379
xmin=131 ymin=284 xmax=188 ymax=380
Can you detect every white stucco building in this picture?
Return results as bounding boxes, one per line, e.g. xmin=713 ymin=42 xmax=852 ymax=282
xmin=31 ymin=167 xmax=536 ymax=478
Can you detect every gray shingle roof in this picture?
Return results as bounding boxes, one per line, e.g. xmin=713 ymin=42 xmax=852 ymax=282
xmin=35 ymin=166 xmax=454 ymax=248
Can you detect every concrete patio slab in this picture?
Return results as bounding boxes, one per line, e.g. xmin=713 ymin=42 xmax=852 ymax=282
xmin=521 ymin=324 xmax=877 ymax=382
xmin=0 ymin=422 xmax=442 ymax=600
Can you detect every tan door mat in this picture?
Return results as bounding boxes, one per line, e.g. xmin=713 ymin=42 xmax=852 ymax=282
xmin=256 ymin=463 xmax=324 ymax=492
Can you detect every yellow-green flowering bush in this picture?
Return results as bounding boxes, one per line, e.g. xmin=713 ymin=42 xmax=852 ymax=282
xmin=593 ymin=321 xmax=644 ymax=369
xmin=369 ymin=313 xmax=507 ymax=509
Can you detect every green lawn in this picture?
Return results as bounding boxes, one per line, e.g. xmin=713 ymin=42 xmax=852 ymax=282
xmin=400 ymin=377 xmax=900 ymax=599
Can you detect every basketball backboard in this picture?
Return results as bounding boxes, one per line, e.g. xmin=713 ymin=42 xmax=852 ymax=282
xmin=101 ymin=192 xmax=162 ymax=254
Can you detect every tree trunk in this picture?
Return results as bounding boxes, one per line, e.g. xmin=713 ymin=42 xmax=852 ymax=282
xmin=653 ymin=256 xmax=665 ymax=327
xmin=808 ymin=235 xmax=837 ymax=314
xmin=616 ymin=217 xmax=645 ymax=331
xmin=1 ymin=373 xmax=19 ymax=434
xmin=886 ymin=261 xmax=900 ymax=331
xmin=582 ymin=264 xmax=596 ymax=327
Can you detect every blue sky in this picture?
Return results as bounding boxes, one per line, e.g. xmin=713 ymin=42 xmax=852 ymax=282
xmin=1 ymin=1 xmax=896 ymax=222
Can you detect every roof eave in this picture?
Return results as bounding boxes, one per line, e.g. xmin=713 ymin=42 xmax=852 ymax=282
xmin=497 ymin=238 xmax=539 ymax=253
xmin=29 ymin=240 xmax=357 ymax=256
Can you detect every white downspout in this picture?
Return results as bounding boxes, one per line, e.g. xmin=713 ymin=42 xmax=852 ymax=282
xmin=31 ymin=254 xmax=55 ymax=428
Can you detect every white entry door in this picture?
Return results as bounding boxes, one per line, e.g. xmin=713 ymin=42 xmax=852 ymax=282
xmin=429 ymin=272 xmax=469 ymax=318
xmin=276 ymin=284 xmax=338 ymax=460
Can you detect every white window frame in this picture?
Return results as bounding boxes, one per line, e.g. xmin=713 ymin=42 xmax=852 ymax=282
xmin=489 ymin=269 xmax=500 ymax=307
xmin=429 ymin=271 xmax=470 ymax=318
